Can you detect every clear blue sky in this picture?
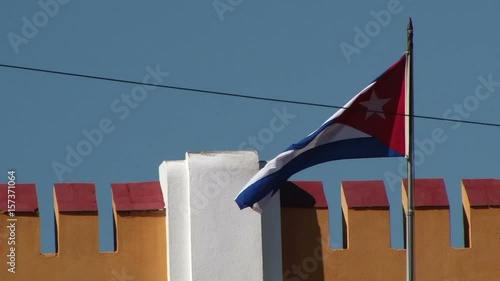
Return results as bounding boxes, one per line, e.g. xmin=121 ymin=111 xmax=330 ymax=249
xmin=1 ymin=0 xmax=499 ymax=253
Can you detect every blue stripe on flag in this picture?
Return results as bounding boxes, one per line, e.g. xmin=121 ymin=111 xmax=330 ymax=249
xmin=285 ymin=119 xmax=337 ymax=151
xmin=235 ymin=137 xmax=402 ymax=209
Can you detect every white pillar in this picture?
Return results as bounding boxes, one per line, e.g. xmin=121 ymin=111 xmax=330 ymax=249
xmin=160 ymin=151 xmax=282 ymax=281
xmin=186 ymin=151 xmax=263 ymax=281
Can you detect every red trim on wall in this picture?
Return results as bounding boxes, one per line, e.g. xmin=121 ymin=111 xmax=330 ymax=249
xmin=462 ymin=179 xmax=500 ymax=207
xmin=54 ymin=183 xmax=98 ymax=212
xmin=342 ymin=180 xmax=389 ymax=209
xmin=0 ymin=183 xmax=38 ymax=212
xmin=403 ymin=178 xmax=449 ymax=207
xmin=111 ymin=182 xmax=164 ymax=211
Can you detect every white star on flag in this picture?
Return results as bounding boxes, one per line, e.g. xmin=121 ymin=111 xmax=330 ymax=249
xmin=359 ymin=90 xmax=391 ymax=119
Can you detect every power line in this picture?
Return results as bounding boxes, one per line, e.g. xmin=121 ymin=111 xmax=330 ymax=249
xmin=1 ymin=62 xmax=499 ymax=128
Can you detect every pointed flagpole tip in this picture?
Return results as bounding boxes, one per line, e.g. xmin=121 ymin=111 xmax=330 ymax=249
xmin=407 ymin=17 xmax=413 ymax=52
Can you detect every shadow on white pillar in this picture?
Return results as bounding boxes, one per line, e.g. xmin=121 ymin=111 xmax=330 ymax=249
xmin=160 ymin=160 xmax=191 ymax=281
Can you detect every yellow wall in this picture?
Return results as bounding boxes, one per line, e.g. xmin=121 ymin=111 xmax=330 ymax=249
xmin=281 ymin=181 xmax=500 ymax=281
xmin=0 ymin=211 xmax=167 ymax=281
xmin=1 ymin=179 xmax=499 ymax=281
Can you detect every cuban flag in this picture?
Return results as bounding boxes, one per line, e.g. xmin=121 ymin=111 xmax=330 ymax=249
xmin=235 ymin=55 xmax=408 ymax=212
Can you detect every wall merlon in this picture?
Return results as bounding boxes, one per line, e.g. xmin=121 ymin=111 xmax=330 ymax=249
xmin=0 ymin=184 xmax=41 ymax=261
xmin=401 ymin=178 xmax=451 ymax=252
xmin=52 ymin=183 xmax=99 ymax=257
xmin=461 ymin=178 xmax=500 ymax=249
xmin=339 ymin=180 xmax=391 ymax=250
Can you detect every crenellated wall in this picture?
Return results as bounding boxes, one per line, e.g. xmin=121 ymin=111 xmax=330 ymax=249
xmin=1 ymin=175 xmax=499 ymax=281
xmin=0 ymin=182 xmax=167 ymax=281
xmin=281 ymin=178 xmax=500 ymax=281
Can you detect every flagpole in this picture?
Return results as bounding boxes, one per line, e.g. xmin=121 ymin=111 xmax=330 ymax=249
xmin=406 ymin=17 xmax=415 ymax=281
